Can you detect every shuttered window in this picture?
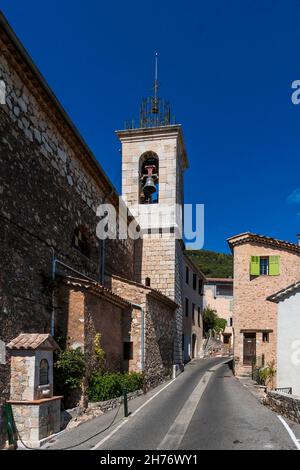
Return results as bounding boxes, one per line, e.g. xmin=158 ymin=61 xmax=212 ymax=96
xmin=250 ymin=256 xmax=260 ymax=275
xmin=269 ymin=256 xmax=280 ymax=276
xmin=250 ymin=256 xmax=280 ymax=276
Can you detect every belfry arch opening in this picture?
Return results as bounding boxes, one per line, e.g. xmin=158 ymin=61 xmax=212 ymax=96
xmin=139 ymin=151 xmax=159 ymax=204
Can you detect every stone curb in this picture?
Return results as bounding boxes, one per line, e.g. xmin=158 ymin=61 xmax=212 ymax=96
xmin=88 ymin=388 xmax=144 ymax=412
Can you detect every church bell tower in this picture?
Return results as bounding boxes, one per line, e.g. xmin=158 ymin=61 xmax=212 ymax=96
xmin=116 ymin=54 xmax=189 ymax=366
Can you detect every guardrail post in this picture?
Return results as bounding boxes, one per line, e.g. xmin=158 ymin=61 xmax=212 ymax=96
xmin=123 ymin=388 xmax=128 ymax=417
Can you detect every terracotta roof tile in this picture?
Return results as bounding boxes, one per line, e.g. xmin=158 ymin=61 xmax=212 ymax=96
xmin=7 ymin=334 xmax=59 ymax=351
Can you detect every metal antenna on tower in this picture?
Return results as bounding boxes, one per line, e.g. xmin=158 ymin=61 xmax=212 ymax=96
xmin=134 ymin=52 xmax=173 ymax=129
xmin=152 ymin=52 xmax=159 ymax=114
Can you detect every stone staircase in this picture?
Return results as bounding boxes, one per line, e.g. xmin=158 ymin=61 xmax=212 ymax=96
xmin=202 ymin=335 xmax=231 ymax=357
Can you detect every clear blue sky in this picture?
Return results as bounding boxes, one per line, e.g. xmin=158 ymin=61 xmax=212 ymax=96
xmin=2 ymin=0 xmax=300 ymax=253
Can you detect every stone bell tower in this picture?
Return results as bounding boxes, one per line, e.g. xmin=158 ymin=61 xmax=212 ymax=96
xmin=116 ymin=55 xmax=189 ymax=367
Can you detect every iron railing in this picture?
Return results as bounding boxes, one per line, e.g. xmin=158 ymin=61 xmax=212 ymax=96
xmin=275 ymin=387 xmax=292 ymax=395
xmin=251 ymin=355 xmax=265 ymax=384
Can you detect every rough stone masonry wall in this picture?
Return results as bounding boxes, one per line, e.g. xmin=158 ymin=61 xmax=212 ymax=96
xmin=233 ymin=243 xmax=300 ymax=376
xmin=0 ymin=39 xmax=135 ymax=397
xmin=265 ymin=390 xmax=300 ymax=424
xmin=109 ymin=276 xmax=146 ymax=374
xmin=145 ymin=295 xmax=174 ymax=389
xmin=174 ymin=240 xmax=184 ymax=365
xmin=56 ymin=285 xmax=124 ymax=373
xmin=134 ymin=234 xmax=183 ymax=366
xmin=11 ymin=399 xmax=61 ymax=444
xmin=135 ymin=233 xmax=176 ymax=299
xmin=109 ymin=276 xmax=175 ymax=386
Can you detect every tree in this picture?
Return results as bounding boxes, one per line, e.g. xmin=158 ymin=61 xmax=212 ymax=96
xmin=203 ymin=306 xmax=227 ymax=335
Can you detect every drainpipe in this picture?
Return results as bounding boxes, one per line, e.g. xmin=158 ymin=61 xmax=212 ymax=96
xmin=99 ymin=189 xmax=114 ymax=285
xmin=131 ymin=303 xmax=145 ymax=372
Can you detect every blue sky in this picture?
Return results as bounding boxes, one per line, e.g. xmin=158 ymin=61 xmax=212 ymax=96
xmin=2 ymin=0 xmax=300 ymax=253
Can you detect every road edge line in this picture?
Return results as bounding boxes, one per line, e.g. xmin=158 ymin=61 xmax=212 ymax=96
xmin=277 ymin=415 xmax=300 ymax=450
xmin=91 ymin=378 xmax=176 ymax=450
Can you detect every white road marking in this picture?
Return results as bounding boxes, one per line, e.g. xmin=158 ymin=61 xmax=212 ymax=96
xmin=131 ymin=378 xmax=176 ymax=417
xmin=91 ymin=419 xmax=129 ymax=450
xmin=157 ymin=361 xmax=227 ymax=450
xmin=277 ymin=415 xmax=300 ymax=450
xmin=91 ymin=378 xmax=176 ymax=450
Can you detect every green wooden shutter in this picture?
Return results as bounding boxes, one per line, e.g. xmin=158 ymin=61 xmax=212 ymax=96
xmin=269 ymin=255 xmax=280 ymax=275
xmin=250 ymin=256 xmax=260 ymax=275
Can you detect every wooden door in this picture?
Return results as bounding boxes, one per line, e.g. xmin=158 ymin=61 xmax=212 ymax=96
xmin=243 ymin=333 xmax=256 ymax=365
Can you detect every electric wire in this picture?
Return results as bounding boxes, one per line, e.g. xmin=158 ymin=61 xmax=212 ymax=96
xmin=12 ymin=402 xmax=123 ymax=450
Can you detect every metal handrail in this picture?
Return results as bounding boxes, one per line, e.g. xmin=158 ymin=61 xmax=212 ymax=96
xmin=275 ymin=387 xmax=292 ymax=395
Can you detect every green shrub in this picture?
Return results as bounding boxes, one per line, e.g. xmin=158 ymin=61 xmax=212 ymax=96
xmin=88 ymin=372 xmax=144 ymax=402
xmin=258 ymin=360 xmax=276 ymax=387
xmin=54 ymin=348 xmax=86 ymax=396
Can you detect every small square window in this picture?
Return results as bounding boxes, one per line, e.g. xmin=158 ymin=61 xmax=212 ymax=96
xmin=198 ymin=279 xmax=203 ymax=294
xmin=186 ymin=267 xmax=189 ymax=284
xmin=185 ymin=298 xmax=189 ymax=317
xmin=260 ymin=257 xmax=269 ymax=276
xmin=262 ymin=332 xmax=269 ymax=343
xmin=193 ymin=274 xmax=197 ymax=290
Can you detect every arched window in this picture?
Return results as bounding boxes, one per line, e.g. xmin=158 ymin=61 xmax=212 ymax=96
xmin=72 ymin=226 xmax=90 ymax=258
xmin=39 ymin=359 xmax=49 ymax=386
xmin=139 ymin=151 xmax=159 ymax=204
xmin=145 ymin=277 xmax=151 ymax=287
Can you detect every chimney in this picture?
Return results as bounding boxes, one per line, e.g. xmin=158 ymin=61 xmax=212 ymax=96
xmin=297 ymin=234 xmax=300 ymax=246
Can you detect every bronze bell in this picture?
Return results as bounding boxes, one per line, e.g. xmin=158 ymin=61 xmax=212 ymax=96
xmin=143 ymin=176 xmax=156 ymax=198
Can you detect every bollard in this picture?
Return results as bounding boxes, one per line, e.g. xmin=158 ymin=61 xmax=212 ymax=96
xmin=3 ymin=403 xmax=15 ymax=447
xmin=123 ymin=388 xmax=128 ymax=417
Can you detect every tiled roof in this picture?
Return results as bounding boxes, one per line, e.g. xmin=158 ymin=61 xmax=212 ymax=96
xmin=111 ymin=275 xmax=178 ymax=309
xmin=62 ymin=276 xmax=131 ymax=308
xmin=267 ymin=281 xmax=300 ymax=303
xmin=206 ymin=277 xmax=233 ymax=283
xmin=7 ymin=334 xmax=59 ymax=351
xmin=227 ymin=232 xmax=300 ymax=254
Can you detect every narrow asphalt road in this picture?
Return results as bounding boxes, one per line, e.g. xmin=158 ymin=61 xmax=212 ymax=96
xmin=46 ymin=357 xmax=300 ymax=451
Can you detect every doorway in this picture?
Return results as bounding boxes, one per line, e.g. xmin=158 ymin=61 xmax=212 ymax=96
xmin=243 ymin=333 xmax=256 ymax=365
xmin=192 ymin=334 xmax=197 ymax=359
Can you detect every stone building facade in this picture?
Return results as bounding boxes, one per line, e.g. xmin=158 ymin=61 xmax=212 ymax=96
xmin=203 ymin=278 xmax=233 ymax=348
xmin=182 ymin=254 xmax=205 ymax=362
xmin=117 ymin=126 xmax=188 ymax=367
xmin=109 ymin=275 xmax=177 ymax=388
xmin=228 ymin=232 xmax=300 ymax=377
xmin=0 ymin=12 xmax=136 ymax=397
xmin=7 ymin=333 xmax=61 ymax=447
xmin=0 ymin=12 xmax=189 ymax=402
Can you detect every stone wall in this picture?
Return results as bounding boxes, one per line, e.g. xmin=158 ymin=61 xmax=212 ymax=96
xmin=10 ymin=398 xmax=61 ymax=446
xmin=110 ymin=275 xmax=176 ymax=388
xmin=56 ymin=283 xmax=126 ymax=374
xmin=10 ymin=350 xmax=54 ymax=401
xmin=264 ymin=390 xmax=300 ymax=424
xmin=0 ymin=23 xmax=135 ymax=397
xmin=233 ymin=242 xmax=300 ymax=375
xmin=182 ymin=254 xmax=204 ymax=362
xmin=145 ymin=294 xmax=175 ymax=388
xmin=203 ymin=283 xmax=233 ymax=323
xmin=117 ymin=126 xmax=188 ymax=369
